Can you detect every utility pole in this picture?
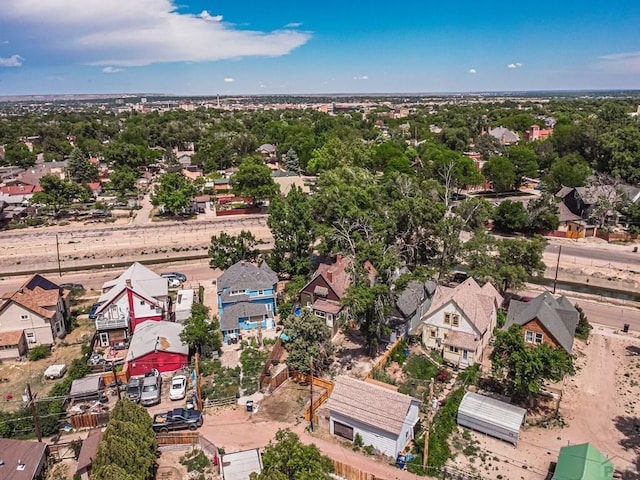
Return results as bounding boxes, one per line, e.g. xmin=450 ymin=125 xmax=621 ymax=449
xmin=309 ymin=358 xmax=314 ymax=432
xmin=26 ymin=383 xmax=42 ymax=442
xmin=111 ymin=363 xmax=121 ymax=400
xmin=422 ymin=378 xmax=435 ymax=472
xmin=195 ymin=352 xmax=202 ymax=411
xmin=55 ymin=234 xmax=62 ymax=277
xmin=553 ymin=246 xmax=562 ymax=294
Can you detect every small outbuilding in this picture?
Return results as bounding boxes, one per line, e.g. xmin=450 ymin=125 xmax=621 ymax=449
xmin=457 ymin=392 xmax=527 ymax=445
xmin=76 ymin=429 xmax=104 ymax=480
xmin=552 ymin=443 xmax=614 ymax=480
xmin=174 ymin=289 xmax=195 ymax=324
xmin=69 ymin=375 xmax=105 ymax=402
xmin=221 ymin=448 xmax=263 ymax=480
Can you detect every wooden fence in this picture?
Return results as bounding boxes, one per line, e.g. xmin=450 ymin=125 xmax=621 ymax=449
xmin=69 ymin=411 xmax=110 ymax=430
xmin=156 ymin=431 xmax=200 ymax=446
xmin=203 ymin=396 xmax=236 ymax=409
xmin=258 ymin=337 xmax=286 ymax=391
xmin=366 ymin=337 xmax=404 ymax=379
xmin=331 ymin=460 xmax=384 ymax=480
xmin=300 ymin=376 xmax=334 ymax=423
xmin=48 ymin=441 xmax=80 ymax=461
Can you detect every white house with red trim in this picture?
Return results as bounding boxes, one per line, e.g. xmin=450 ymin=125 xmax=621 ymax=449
xmin=94 ymin=262 xmax=170 ymax=348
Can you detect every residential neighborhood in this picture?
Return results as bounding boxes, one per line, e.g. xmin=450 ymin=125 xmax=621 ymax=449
xmin=0 ymin=92 xmax=639 ymax=480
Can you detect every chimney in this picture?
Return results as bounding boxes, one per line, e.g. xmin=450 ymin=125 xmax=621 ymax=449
xmin=125 ymin=279 xmax=132 ymax=288
xmin=326 ymin=271 xmax=333 ymax=283
xmin=336 ymin=254 xmax=343 ymax=263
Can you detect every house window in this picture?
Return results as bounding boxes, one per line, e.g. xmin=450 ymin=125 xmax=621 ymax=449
xmin=25 ymin=331 xmax=36 ymax=343
xmin=430 ymin=329 xmax=436 ymax=338
xmin=314 ymin=310 xmax=326 ymax=319
xmin=258 ymin=290 xmax=264 ymax=295
xmin=266 ymin=304 xmax=272 ymax=312
xmin=20 ymin=314 xmax=29 ymax=321
xmin=326 ymin=313 xmax=333 ymax=322
xmin=444 ymin=313 xmax=460 ymax=326
xmin=448 ymin=345 xmax=459 ymax=353
xmin=525 ymin=330 xmax=544 ymax=344
xmin=229 ymin=289 xmax=245 ymax=296
xmin=140 ymin=301 xmax=145 ymax=306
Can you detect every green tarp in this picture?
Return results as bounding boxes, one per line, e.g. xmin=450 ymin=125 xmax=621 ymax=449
xmin=552 ymin=443 xmax=614 ymax=480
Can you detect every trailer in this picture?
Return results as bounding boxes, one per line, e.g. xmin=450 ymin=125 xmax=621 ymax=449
xmin=44 ymin=364 xmax=67 ymax=380
xmin=457 ymin=392 xmax=527 ymax=445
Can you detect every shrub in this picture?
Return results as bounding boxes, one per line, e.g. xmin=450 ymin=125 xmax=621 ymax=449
xmin=28 ymin=345 xmax=52 ymax=361
xmin=574 ymin=304 xmax=592 ymax=340
xmin=180 ymin=449 xmax=210 ymax=473
xmin=436 ymin=369 xmax=451 ymax=382
xmin=353 ymin=433 xmax=364 ymax=449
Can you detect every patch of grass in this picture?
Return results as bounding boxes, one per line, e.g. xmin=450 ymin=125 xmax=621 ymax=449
xmin=403 ymin=355 xmax=438 ymax=381
xmin=28 ymin=345 xmax=52 ymax=361
xmin=427 ymin=387 xmax=465 ymax=471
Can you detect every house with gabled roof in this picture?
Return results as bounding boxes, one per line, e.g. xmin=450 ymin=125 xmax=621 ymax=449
xmin=487 ymin=126 xmax=520 ymax=145
xmin=386 ymin=279 xmax=437 ymax=340
xmin=0 ymin=274 xmax=68 ymax=351
xmin=325 ymin=376 xmax=421 ymax=458
xmin=94 ymin=262 xmax=170 ymax=348
xmin=421 ymin=278 xmax=503 ymax=368
xmin=217 ymin=261 xmax=278 ymax=342
xmin=0 ymin=437 xmax=49 ymax=480
xmin=125 ymin=320 xmax=188 ymax=376
xmin=76 ymin=429 xmax=103 ymax=480
xmin=504 ymin=291 xmax=578 ymax=353
xmin=299 ymin=254 xmax=376 ymax=336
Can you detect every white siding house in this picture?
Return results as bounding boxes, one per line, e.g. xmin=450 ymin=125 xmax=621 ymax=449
xmin=325 ymin=376 xmax=421 ymax=459
xmin=421 ymin=278 xmax=502 ymax=368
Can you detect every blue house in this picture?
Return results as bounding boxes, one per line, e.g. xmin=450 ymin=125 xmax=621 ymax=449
xmin=217 ymin=261 xmax=278 ymax=342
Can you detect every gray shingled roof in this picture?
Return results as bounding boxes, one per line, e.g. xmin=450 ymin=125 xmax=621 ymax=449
xmin=220 ymin=302 xmax=273 ymax=331
xmin=218 ymin=261 xmax=278 ymax=292
xmin=396 ymin=280 xmax=426 ymax=317
xmin=504 ymin=292 xmax=578 ymax=353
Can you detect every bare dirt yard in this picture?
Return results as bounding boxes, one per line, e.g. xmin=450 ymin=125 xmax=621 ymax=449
xmin=449 ymin=327 xmax=640 ymax=480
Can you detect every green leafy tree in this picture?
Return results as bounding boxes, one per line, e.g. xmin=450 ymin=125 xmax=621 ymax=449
xmin=163 ymin=148 xmax=183 ymax=173
xmin=281 ymin=148 xmax=301 ymax=174
xmin=250 ymin=429 xmax=334 ymax=480
xmin=482 ymin=156 xmax=516 ymax=192
xmin=342 ymin=283 xmax=391 ymax=355
xmin=455 ymin=197 xmax=494 ymax=231
xmin=307 ymin=135 xmax=373 ymax=173
xmin=208 ymin=230 xmax=261 ymax=269
xmin=544 ymin=153 xmax=591 ymax=192
xmin=267 ymin=186 xmax=314 ymax=276
xmin=32 ymin=174 xmax=87 ymax=212
xmin=3 ymin=142 xmax=36 ymax=167
xmin=491 ymin=324 xmax=575 ymax=402
xmin=67 ymin=147 xmax=99 ymax=184
xmin=526 ymin=194 xmax=560 ymax=233
xmin=180 ymin=303 xmax=222 ymax=354
xmin=281 ymin=309 xmax=335 ymax=374
xmin=231 ymin=156 xmax=279 ymax=203
xmin=109 ymin=165 xmax=138 ymax=197
xmin=507 ymin=144 xmax=539 ymax=188
xmin=493 ymin=200 xmax=528 ymax=233
xmin=574 ymin=304 xmax=592 ymax=340
xmin=151 ymin=172 xmax=197 ymax=215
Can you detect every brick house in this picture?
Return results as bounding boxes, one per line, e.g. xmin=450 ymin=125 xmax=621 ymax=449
xmin=299 ymin=255 xmax=376 ymax=336
xmin=503 ymin=291 xmax=578 ymax=353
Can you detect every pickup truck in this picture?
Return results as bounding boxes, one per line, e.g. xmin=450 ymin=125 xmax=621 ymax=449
xmin=152 ymin=408 xmax=203 ymax=433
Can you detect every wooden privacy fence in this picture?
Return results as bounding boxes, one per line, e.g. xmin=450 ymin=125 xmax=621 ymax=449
xmin=69 ymin=411 xmax=110 ymax=430
xmin=366 ymin=337 xmax=403 ymax=379
xmin=156 ymin=431 xmax=199 ymax=446
xmin=258 ymin=337 xmax=286 ymax=391
xmin=203 ymin=396 xmax=236 ymax=409
xmin=301 ymin=376 xmax=334 ymax=423
xmin=332 ymin=460 xmax=384 ymax=480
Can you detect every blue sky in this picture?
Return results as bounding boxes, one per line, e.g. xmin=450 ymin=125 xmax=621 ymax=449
xmin=0 ymin=0 xmax=639 ymax=96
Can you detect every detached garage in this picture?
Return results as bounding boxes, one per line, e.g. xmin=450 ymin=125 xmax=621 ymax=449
xmin=125 ymin=321 xmax=188 ymax=376
xmin=457 ymin=392 xmax=527 ymax=445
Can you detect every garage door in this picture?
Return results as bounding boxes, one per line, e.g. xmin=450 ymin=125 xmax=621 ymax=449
xmin=333 ymin=421 xmax=354 ymax=441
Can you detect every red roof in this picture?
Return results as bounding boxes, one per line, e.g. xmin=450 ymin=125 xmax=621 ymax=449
xmin=0 ymin=184 xmax=41 ymax=195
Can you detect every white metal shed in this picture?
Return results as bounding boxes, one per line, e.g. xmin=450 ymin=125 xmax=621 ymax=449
xmin=457 ymin=392 xmax=527 ymax=445
xmin=175 ymin=289 xmax=195 ymax=324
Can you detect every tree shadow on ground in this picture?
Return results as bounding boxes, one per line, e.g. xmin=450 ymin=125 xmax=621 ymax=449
xmin=614 ymin=415 xmax=640 ymax=480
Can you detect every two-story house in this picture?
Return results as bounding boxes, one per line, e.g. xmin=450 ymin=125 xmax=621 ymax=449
xmin=94 ymin=262 xmax=170 ymax=348
xmin=421 ymin=278 xmax=503 ymax=368
xmin=0 ymin=274 xmax=69 ymax=358
xmin=503 ymin=292 xmax=578 ymax=354
xmin=217 ymin=261 xmax=278 ymax=342
xmin=386 ymin=279 xmax=437 ymax=340
xmin=299 ymin=255 xmax=376 ymax=336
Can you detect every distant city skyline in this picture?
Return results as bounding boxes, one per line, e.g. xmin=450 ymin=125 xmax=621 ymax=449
xmin=0 ymin=1 xmax=639 ymax=96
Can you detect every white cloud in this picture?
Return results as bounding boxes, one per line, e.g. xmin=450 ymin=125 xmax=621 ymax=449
xmin=468 ymin=68 xmax=477 ymax=74
xmin=1 ymin=40 xmax=8 ymax=44
xmin=353 ymin=75 xmax=369 ymax=80
xmin=102 ymin=66 xmax=123 ymax=73
xmin=285 ymin=22 xmax=302 ymax=28
xmin=0 ymin=0 xmax=311 ymax=67
xmin=199 ymin=11 xmax=223 ymax=22
xmin=507 ymin=62 xmax=523 ymax=69
xmin=223 ymin=77 xmax=235 ymax=83
xmin=593 ymin=51 xmax=640 ymax=74
xmin=0 ymin=54 xmax=23 ymax=67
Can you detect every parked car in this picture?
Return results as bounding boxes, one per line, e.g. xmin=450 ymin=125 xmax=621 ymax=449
xmin=126 ymin=377 xmax=144 ymax=403
xmin=169 ymin=375 xmax=187 ymax=401
xmin=161 ymin=272 xmax=187 ymax=283
xmin=140 ymin=374 xmax=162 ymax=406
xmin=88 ymin=302 xmax=103 ymax=320
xmin=166 ymin=277 xmax=181 ymax=288
xmin=152 ymin=408 xmax=203 ymax=433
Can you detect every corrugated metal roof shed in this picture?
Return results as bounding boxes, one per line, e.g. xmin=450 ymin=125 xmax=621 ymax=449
xmin=221 ymin=448 xmax=262 ymax=480
xmin=457 ymin=392 xmax=526 ymax=444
